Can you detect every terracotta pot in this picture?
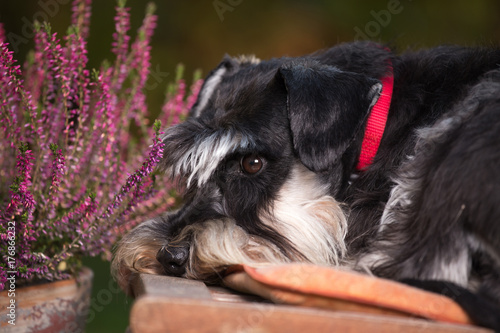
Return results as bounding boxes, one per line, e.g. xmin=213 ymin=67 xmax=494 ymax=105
xmin=0 ymin=267 xmax=93 ymax=333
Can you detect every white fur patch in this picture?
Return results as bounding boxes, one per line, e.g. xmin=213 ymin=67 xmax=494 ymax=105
xmin=191 ymin=66 xmax=226 ymax=117
xmin=368 ymin=82 xmax=383 ymax=108
xmin=354 ymin=251 xmax=388 ymax=277
xmin=177 ymin=162 xmax=348 ymax=280
xmin=379 ymin=156 xmax=415 ymax=230
xmin=235 ymin=54 xmax=261 ymax=64
xmin=358 ymin=110 xmax=474 ymax=285
xmin=182 ymin=218 xmax=289 ymax=280
xmin=174 ymin=131 xmax=254 ymax=187
xmin=357 ymin=245 xmax=470 ymax=286
xmin=357 ymin=161 xmax=472 ymax=286
xmin=262 ymin=163 xmax=348 ymax=265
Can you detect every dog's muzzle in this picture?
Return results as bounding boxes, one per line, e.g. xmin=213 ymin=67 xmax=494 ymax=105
xmin=154 ymin=182 xmax=225 ymax=276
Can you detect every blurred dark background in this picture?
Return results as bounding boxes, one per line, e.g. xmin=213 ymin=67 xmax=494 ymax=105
xmin=1 ymin=0 xmax=499 ymax=332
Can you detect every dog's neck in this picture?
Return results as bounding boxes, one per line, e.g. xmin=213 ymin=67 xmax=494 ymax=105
xmin=355 ymin=62 xmax=394 ymax=171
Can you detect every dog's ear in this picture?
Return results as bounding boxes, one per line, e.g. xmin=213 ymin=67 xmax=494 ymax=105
xmin=190 ymin=54 xmax=260 ymax=118
xmin=278 ymin=61 xmax=382 ymax=172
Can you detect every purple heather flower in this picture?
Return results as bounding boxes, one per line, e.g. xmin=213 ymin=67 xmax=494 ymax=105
xmin=161 ymin=79 xmax=184 ymax=127
xmin=71 ymin=0 xmax=92 ymax=40
xmin=187 ymin=79 xmax=203 ymax=110
xmin=47 ymin=143 xmax=66 ymax=211
xmin=0 ymin=23 xmax=5 ymax=44
xmin=0 ymin=42 xmax=24 ymax=148
xmin=102 ymin=123 xmax=164 ymax=221
xmin=0 ymin=0 xmax=203 ymax=289
xmin=111 ymin=4 xmax=131 ymax=90
xmin=130 ymin=3 xmax=157 ymax=89
xmin=128 ymin=4 xmax=157 ymax=128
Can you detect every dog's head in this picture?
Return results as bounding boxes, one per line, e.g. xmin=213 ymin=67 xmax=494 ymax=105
xmin=156 ymin=53 xmax=382 ymax=278
xmin=114 ymin=50 xmax=383 ymax=286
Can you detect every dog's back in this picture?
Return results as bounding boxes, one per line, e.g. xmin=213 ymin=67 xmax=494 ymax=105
xmin=339 ymin=43 xmax=500 ymax=329
xmin=334 ymin=43 xmax=500 ymax=251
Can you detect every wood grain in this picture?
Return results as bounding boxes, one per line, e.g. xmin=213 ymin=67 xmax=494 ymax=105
xmin=129 ymin=273 xmax=492 ymax=333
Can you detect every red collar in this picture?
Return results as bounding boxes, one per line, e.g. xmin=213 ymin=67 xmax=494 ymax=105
xmin=355 ymin=62 xmax=394 ymax=171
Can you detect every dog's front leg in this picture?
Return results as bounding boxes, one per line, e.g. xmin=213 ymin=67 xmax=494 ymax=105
xmin=154 ymin=202 xmax=206 ymax=277
xmin=112 ymin=200 xmax=211 ymax=294
xmin=112 ymin=213 xmax=176 ymax=295
xmin=400 ymin=279 xmax=500 ymax=331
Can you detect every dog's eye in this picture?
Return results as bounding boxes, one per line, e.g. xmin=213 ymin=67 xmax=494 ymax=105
xmin=240 ymin=154 xmax=263 ymax=174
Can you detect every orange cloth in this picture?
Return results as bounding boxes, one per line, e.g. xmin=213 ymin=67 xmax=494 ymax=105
xmin=224 ymin=264 xmax=472 ymax=325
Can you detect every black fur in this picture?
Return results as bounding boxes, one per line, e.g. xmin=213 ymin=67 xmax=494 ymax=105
xmin=402 ymin=279 xmax=500 ymax=330
xmin=149 ymin=41 xmax=500 ymax=330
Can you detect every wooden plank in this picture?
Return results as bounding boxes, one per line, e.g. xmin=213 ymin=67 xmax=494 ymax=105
xmin=208 ymin=285 xmax=269 ymax=303
xmin=131 ymin=273 xmax=212 ymax=300
xmin=130 ymin=295 xmax=490 ymax=333
xmin=128 ymin=274 xmax=493 ymax=332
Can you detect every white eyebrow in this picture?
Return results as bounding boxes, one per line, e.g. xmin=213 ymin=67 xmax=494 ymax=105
xmin=175 ymin=130 xmax=254 ymax=187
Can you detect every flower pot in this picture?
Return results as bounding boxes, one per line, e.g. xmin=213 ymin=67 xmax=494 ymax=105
xmin=0 ymin=267 xmax=93 ymax=333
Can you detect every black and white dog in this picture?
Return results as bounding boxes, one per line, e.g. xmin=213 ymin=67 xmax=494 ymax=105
xmin=114 ymin=41 xmax=500 ymax=329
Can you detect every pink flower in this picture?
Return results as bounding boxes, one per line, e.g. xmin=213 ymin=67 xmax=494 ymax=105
xmin=71 ymin=0 xmax=92 ymax=40
xmin=0 ymin=0 xmax=202 ymax=288
xmin=0 ymin=23 xmax=5 ymax=44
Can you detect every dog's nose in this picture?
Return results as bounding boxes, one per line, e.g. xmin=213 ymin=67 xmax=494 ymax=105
xmin=156 ymin=243 xmax=190 ymax=277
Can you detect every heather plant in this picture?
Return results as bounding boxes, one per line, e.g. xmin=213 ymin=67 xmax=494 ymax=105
xmin=0 ymin=0 xmax=202 ymax=290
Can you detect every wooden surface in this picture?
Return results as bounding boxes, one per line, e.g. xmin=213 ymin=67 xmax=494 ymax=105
xmin=129 ymin=273 xmax=491 ymax=333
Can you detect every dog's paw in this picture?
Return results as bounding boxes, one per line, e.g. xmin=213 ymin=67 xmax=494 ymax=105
xmin=156 ymin=242 xmax=190 ymax=276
